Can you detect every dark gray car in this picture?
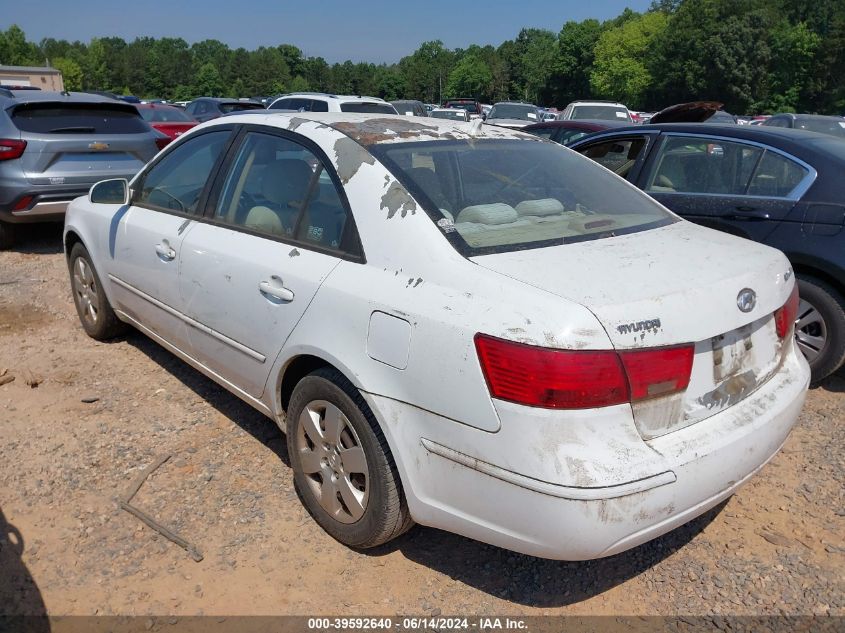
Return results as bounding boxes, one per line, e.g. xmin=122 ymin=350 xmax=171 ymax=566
xmin=0 ymin=90 xmax=163 ymax=248
xmin=762 ymin=113 xmax=845 ymax=139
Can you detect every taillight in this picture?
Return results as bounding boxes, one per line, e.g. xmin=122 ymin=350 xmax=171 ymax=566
xmin=0 ymin=139 xmax=26 ymax=161
xmin=475 ymin=333 xmax=694 ymax=410
xmin=12 ymin=195 xmax=33 ymax=211
xmin=774 ymin=284 xmax=800 ymax=339
xmin=619 ymin=346 xmax=694 ymax=400
xmin=155 ymin=136 xmax=171 ymax=150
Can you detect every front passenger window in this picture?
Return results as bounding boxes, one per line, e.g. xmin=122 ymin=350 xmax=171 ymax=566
xmin=136 ymin=130 xmax=230 ymax=214
xmin=579 ymin=137 xmax=648 ymax=179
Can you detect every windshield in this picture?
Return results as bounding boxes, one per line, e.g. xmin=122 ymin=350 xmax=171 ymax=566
xmin=340 ymin=102 xmax=397 ymax=114
xmin=219 ymin=102 xmax=264 ymax=113
xmin=796 ymin=117 xmax=845 ymax=138
xmin=374 ymin=139 xmax=675 ymax=256
xmin=488 ymin=104 xmax=538 ymax=121
xmin=572 ymin=105 xmax=630 ymax=121
xmin=139 ymin=107 xmax=193 ymax=123
xmin=446 ymin=103 xmax=476 ymax=112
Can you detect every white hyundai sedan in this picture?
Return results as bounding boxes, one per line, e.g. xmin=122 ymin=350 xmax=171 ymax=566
xmin=64 ymin=113 xmax=810 ymax=560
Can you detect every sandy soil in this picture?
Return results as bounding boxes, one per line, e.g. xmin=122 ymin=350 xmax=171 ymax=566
xmin=1 ymin=225 xmax=842 ymax=618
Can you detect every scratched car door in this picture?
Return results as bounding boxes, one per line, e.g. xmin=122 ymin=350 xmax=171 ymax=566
xmin=178 ymin=130 xmax=354 ymax=398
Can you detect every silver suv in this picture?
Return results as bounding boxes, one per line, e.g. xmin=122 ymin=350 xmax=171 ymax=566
xmin=0 ymin=89 xmax=163 ymax=248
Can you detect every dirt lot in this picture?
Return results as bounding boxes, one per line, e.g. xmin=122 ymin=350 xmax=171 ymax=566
xmin=1 ymin=225 xmax=843 ymax=618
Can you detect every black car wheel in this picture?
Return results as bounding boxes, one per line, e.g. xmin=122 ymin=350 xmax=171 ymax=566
xmin=286 ymin=367 xmax=413 ymax=549
xmin=796 ymin=275 xmax=845 ymax=383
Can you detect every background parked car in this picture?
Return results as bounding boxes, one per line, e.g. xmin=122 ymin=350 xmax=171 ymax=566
xmin=135 ymin=103 xmax=198 ymax=145
xmin=185 ymin=97 xmax=264 ymax=122
xmin=429 ymin=108 xmax=470 ymax=121
xmin=0 ymin=90 xmax=163 ymax=249
xmin=523 ymin=119 xmax=633 ymax=146
xmin=762 ymin=113 xmax=845 ymax=139
xmin=269 ymin=93 xmax=397 ymax=114
xmin=559 ymin=100 xmax=633 ymax=123
xmin=444 ymin=98 xmax=483 ymax=117
xmin=570 ymin=123 xmax=845 ymax=381
xmin=484 ymin=102 xmax=542 ymax=129
xmin=391 ymin=100 xmax=427 ymax=117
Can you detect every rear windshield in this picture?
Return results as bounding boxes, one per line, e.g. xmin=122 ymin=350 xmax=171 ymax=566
xmin=11 ymin=103 xmax=150 ymax=134
xmin=139 ymin=107 xmax=193 ymax=123
xmin=446 ymin=102 xmax=477 ymax=113
xmin=572 ymin=105 xmax=631 ymax=121
xmin=795 ymin=117 xmax=845 ymax=138
xmin=488 ymin=104 xmax=539 ymax=121
xmin=340 ymin=102 xmax=397 ymax=114
xmin=374 ymin=139 xmax=675 ymax=256
xmin=219 ymin=102 xmax=264 ymax=113
xmin=430 ymin=110 xmax=466 ymax=120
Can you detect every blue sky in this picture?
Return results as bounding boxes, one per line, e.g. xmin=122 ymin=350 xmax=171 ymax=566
xmin=9 ymin=0 xmax=652 ymax=63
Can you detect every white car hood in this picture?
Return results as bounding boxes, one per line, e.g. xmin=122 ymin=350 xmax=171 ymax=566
xmin=471 ymin=221 xmax=793 ymax=349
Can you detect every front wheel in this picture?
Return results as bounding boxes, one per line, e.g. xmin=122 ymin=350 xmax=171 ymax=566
xmin=68 ymin=242 xmax=127 ymax=340
xmin=286 ymin=367 xmax=413 ymax=548
xmin=795 ymin=275 xmax=845 ymax=383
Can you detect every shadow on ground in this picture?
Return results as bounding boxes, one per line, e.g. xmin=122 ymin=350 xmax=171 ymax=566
xmin=125 ymin=330 xmax=726 ymax=607
xmin=4 ymin=223 xmax=64 ymax=255
xmin=125 ymin=333 xmax=290 ymax=467
xmin=814 ymin=365 xmax=845 ymax=394
xmin=0 ymin=506 xmax=50 ymax=631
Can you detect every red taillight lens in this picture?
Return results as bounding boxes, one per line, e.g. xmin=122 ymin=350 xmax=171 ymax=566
xmin=155 ymin=136 xmax=171 ymax=150
xmin=774 ymin=284 xmax=800 ymax=339
xmin=619 ymin=346 xmax=694 ymax=401
xmin=474 ymin=334 xmax=629 ymax=409
xmin=475 ymin=333 xmax=695 ymax=410
xmin=0 ymin=139 xmax=26 ymax=161
xmin=12 ymin=195 xmax=33 ymax=211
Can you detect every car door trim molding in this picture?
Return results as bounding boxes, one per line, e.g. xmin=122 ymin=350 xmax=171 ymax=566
xmin=653 ymin=131 xmax=818 ymax=202
xmin=108 ymin=274 xmax=267 ymax=363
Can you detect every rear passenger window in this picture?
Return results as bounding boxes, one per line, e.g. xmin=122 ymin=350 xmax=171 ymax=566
xmin=214 ymin=132 xmax=350 ymax=250
xmin=136 ymin=130 xmax=230 ymax=214
xmin=747 ymin=151 xmax=808 ymax=197
xmin=646 ymin=136 xmax=763 ymax=195
xmin=11 ymin=103 xmax=149 ymax=134
xmin=310 ymin=100 xmax=329 ymax=112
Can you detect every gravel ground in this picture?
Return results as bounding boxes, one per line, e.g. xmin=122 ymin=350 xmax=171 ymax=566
xmin=0 ymin=225 xmax=843 ymax=618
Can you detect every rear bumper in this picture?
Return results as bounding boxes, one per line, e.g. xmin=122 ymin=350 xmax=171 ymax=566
xmin=365 ymin=342 xmax=810 ymax=560
xmin=0 ymin=189 xmax=88 ymax=224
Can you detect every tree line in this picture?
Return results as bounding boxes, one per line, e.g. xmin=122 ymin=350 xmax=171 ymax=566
xmin=1 ymin=0 xmax=843 ymax=114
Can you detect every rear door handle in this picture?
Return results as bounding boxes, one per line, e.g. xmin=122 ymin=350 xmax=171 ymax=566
xmin=729 ymin=207 xmax=770 ymax=220
xmin=259 ymin=276 xmax=295 ymax=303
xmin=155 ymin=240 xmax=176 ymax=261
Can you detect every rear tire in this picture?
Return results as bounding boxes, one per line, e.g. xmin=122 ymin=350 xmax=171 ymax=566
xmin=68 ymin=242 xmax=127 ymax=340
xmin=0 ymin=221 xmax=16 ymax=250
xmin=286 ymin=367 xmax=413 ymax=549
xmin=796 ymin=275 xmax=845 ymax=383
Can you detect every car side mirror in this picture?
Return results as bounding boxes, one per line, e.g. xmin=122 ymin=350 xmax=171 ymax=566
xmin=89 ymin=178 xmax=129 ymax=205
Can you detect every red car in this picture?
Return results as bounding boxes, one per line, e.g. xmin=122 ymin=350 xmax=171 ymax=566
xmin=135 ymin=104 xmax=198 ymax=145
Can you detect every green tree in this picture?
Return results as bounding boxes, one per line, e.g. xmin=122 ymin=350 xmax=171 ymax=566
xmin=288 ymin=75 xmax=311 ymax=93
xmin=52 ymin=57 xmax=83 ymax=91
xmin=445 ymin=54 xmax=492 ymax=101
xmin=552 ymin=19 xmax=602 ymax=105
xmin=591 ymin=11 xmax=668 ymax=108
xmin=399 ymin=40 xmax=453 ymax=103
xmin=193 ymin=62 xmax=224 ymax=97
xmin=0 ymin=25 xmax=41 ymax=65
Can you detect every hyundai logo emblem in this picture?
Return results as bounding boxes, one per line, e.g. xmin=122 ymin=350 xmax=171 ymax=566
xmin=737 ymin=288 xmax=757 ymax=313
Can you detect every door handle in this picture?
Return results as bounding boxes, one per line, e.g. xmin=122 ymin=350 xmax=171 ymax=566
xmin=730 ymin=207 xmax=770 ymax=220
xmin=155 ymin=240 xmax=176 ymax=261
xmin=259 ymin=276 xmax=295 ymax=303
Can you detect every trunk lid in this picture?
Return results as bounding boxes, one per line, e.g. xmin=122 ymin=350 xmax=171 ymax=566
xmin=472 ymin=221 xmax=795 ymax=438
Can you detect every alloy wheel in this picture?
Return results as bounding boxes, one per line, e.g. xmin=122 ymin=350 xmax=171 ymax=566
xmin=72 ymin=257 xmax=100 ymax=327
xmin=795 ymin=298 xmax=827 ymax=363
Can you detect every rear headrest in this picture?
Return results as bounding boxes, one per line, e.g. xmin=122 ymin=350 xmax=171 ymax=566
xmin=456 ymin=203 xmax=518 ymax=225
xmin=515 ymin=198 xmax=565 ymax=217
xmin=262 ymin=159 xmax=313 ymax=206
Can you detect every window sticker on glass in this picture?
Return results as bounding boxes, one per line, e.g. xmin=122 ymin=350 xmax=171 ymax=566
xmin=839 ymin=122 xmax=845 ymax=128
xmin=615 ymin=111 xmax=628 ymax=118
xmin=527 ymin=112 xmax=537 ymax=119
